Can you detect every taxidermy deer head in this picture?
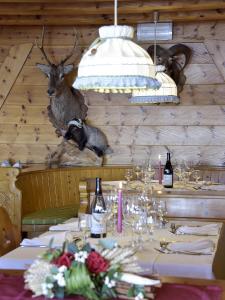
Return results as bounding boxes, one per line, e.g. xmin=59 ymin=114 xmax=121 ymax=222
xmin=36 ymin=27 xmax=88 ymax=133
xmin=147 ymin=44 xmax=192 ymax=93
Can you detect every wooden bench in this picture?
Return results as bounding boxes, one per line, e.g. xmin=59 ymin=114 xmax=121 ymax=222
xmin=14 ymin=165 xmax=225 ymax=237
xmin=16 ymin=166 xmax=129 ymax=237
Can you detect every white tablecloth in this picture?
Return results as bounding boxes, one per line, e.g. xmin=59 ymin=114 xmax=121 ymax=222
xmin=0 ymin=220 xmax=221 ymax=280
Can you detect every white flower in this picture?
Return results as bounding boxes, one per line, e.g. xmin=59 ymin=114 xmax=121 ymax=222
xmin=74 ymin=251 xmax=88 ymax=263
xmin=135 ymin=292 xmax=144 ymax=300
xmin=104 ymin=276 xmax=116 ymax=288
xmin=24 ymin=259 xmax=53 ymax=297
xmin=41 ymin=282 xmax=54 ymax=298
xmin=58 ymin=265 xmax=67 ymax=273
xmin=53 ymin=273 xmax=66 ymax=287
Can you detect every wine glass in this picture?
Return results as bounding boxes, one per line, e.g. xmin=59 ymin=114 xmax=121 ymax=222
xmin=104 ymin=192 xmax=117 ymax=234
xmin=124 ymin=169 xmax=133 ymax=187
xmin=78 ymin=214 xmax=90 ymax=244
xmin=192 ymin=170 xmax=201 ymax=188
xmin=133 ymin=165 xmax=142 ymax=180
xmin=156 ymin=199 xmax=167 ymax=228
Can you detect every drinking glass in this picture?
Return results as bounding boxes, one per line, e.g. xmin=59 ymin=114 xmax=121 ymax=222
xmin=133 ymin=165 xmax=142 ymax=180
xmin=127 ymin=195 xmax=148 ymax=249
xmin=156 ymin=199 xmax=167 ymax=228
xmin=78 ymin=214 xmax=90 ymax=244
xmin=192 ymin=170 xmax=201 ymax=184
xmin=104 ymin=191 xmax=117 ymax=234
xmin=124 ymin=169 xmax=133 ymax=184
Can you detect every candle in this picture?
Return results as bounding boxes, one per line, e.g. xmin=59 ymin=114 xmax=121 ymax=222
xmin=158 ymin=154 xmax=162 ymax=184
xmin=117 ymin=181 xmax=123 ymax=233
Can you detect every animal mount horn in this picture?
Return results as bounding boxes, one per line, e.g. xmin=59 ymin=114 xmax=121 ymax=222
xmin=147 ymin=43 xmax=192 ymax=93
xmin=35 ymin=26 xmax=52 ymax=65
xmin=60 ymin=27 xmax=78 ymax=65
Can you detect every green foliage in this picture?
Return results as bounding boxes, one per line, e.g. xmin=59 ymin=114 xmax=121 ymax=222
xmin=65 ymin=262 xmax=99 ymax=300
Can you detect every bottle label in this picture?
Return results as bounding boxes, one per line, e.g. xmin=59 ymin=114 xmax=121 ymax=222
xmin=163 ymin=174 xmax=173 ymax=186
xmin=91 ymin=213 xmax=106 ymax=235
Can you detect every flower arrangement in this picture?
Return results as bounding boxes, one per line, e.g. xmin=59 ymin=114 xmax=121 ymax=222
xmin=24 ymin=240 xmax=160 ymax=299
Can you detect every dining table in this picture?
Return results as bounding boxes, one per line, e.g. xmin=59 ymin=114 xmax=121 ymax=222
xmin=0 ymin=219 xmax=224 ymax=281
xmin=0 ymin=272 xmax=223 ymax=300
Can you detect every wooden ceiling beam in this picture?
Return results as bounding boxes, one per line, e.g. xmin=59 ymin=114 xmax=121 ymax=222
xmin=0 ymin=10 xmax=225 ymax=25
xmin=0 ymin=2 xmax=225 ymax=15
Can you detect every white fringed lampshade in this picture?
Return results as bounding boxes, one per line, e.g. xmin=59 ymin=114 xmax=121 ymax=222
xmin=129 ymin=65 xmax=179 ymax=103
xmin=73 ymin=25 xmax=160 ymax=93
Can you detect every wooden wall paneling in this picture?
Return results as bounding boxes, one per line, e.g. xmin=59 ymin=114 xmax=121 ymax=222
xmin=0 ymin=124 xmax=60 ymax=144
xmin=1 ymin=11 xmax=225 ymax=25
xmin=0 ymin=43 xmax=33 ymax=110
xmin=100 ymin=125 xmax=225 ymax=146
xmin=184 ymin=64 xmax=224 ymax=84
xmin=0 ymin=143 xmax=57 ymax=164
xmin=0 ymin=26 xmax=98 ymax=46
xmin=84 ymin=85 xmax=225 ymax=106
xmin=104 ymin=145 xmax=225 ymax=166
xmin=204 ymin=40 xmax=225 ymax=81
xmin=25 ymin=45 xmax=83 ymax=66
xmin=15 ymin=63 xmax=224 ymax=86
xmin=0 ymin=23 xmax=224 ymax=166
xmin=1 ymin=144 xmax=224 ymax=166
xmin=5 ymin=84 xmax=225 ymax=107
xmin=3 ymin=105 xmax=225 ymax=126
xmin=88 ymin=106 xmax=225 ymax=126
xmin=0 ymin=105 xmax=49 ymax=124
xmin=7 ymin=85 xmax=48 ymax=105
xmin=181 ymin=22 xmax=225 ymax=40
xmin=2 ymin=2 xmax=225 ymax=16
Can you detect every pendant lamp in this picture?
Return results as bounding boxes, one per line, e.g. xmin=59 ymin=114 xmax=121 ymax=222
xmin=73 ymin=0 xmax=160 ymax=93
xmin=129 ymin=12 xmax=179 ymax=104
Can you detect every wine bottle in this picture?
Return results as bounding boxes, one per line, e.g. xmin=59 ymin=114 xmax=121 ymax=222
xmin=90 ymin=177 xmax=107 ymax=238
xmin=163 ymin=152 xmax=173 ymax=188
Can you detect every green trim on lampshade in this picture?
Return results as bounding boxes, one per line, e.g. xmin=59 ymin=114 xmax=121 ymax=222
xmin=22 ymin=205 xmax=78 ymax=225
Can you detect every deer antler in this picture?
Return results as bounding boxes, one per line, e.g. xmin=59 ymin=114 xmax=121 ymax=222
xmin=60 ymin=27 xmax=78 ymax=65
xmin=35 ymin=26 xmax=52 ymax=65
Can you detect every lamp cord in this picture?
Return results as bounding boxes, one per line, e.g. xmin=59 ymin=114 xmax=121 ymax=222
xmin=153 ymin=11 xmax=158 ymax=71
xmin=114 ymin=0 xmax=118 ymax=26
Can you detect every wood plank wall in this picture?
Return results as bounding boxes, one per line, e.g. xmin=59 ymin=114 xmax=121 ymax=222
xmin=0 ymin=22 xmax=225 ymax=166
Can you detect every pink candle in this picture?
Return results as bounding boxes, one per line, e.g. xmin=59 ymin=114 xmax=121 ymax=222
xmin=117 ymin=182 xmax=123 ymax=233
xmin=158 ymin=154 xmax=162 ymax=184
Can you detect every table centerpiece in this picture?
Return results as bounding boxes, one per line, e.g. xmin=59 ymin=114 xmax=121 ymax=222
xmin=24 ymin=239 xmax=160 ymax=299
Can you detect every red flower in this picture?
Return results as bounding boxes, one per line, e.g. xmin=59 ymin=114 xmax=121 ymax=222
xmin=53 ymin=252 xmax=74 ymax=268
xmin=86 ymin=251 xmax=109 ymax=274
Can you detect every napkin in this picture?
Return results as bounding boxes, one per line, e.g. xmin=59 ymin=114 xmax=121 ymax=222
xmin=176 ymin=223 xmax=219 ymax=236
xmin=20 ymin=231 xmax=74 ymax=247
xmin=168 ymin=239 xmax=215 ymax=254
xmin=49 ymin=220 xmax=79 ymax=231
xmin=201 ymin=184 xmax=225 ymax=191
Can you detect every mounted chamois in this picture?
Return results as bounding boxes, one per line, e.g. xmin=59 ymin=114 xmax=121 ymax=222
xmin=36 ymin=27 xmax=88 ymax=136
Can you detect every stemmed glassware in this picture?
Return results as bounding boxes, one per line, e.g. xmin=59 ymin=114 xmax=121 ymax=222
xmin=133 ymin=165 xmax=142 ymax=180
xmin=78 ymin=214 xmax=90 ymax=244
xmin=124 ymin=169 xmax=133 ymax=188
xmin=156 ymin=199 xmax=167 ymax=228
xmin=192 ymin=169 xmax=201 ymax=188
xmin=104 ymin=191 xmax=118 ymax=234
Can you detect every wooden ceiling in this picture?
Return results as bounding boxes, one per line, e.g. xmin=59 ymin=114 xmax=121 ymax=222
xmin=0 ymin=0 xmax=224 ymax=26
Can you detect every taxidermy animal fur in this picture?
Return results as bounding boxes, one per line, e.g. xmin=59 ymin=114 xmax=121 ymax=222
xmin=64 ymin=118 xmax=112 ymax=157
